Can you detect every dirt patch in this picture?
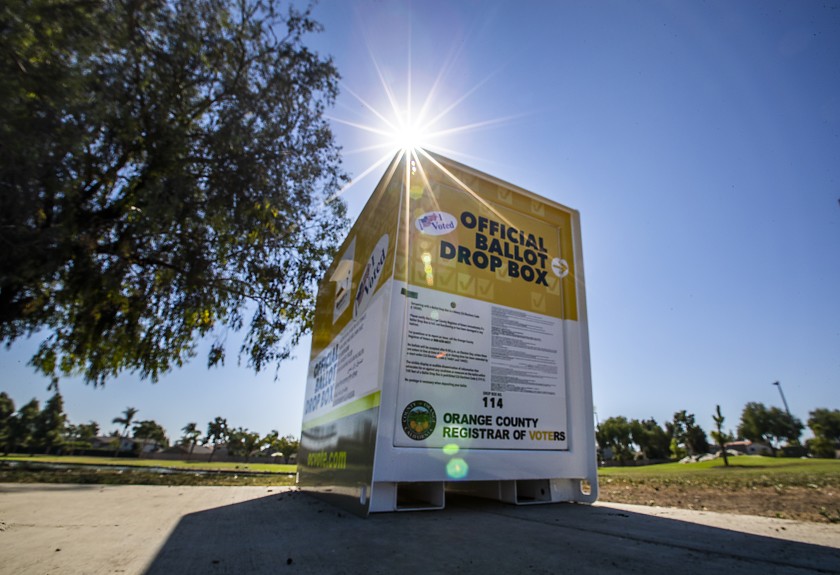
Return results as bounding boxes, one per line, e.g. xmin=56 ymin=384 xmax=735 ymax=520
xmin=599 ymin=477 xmax=840 ymax=524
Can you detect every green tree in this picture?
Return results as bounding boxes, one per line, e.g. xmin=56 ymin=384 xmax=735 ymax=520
xmin=666 ymin=411 xmax=708 ymax=457
xmin=596 ymin=416 xmax=634 ymax=464
xmin=807 ymin=408 xmax=840 ymax=442
xmin=807 ymin=408 xmax=840 ymax=458
xmin=711 ymin=405 xmax=731 ymax=466
xmin=629 ymin=418 xmax=671 ymax=460
xmin=264 ymin=430 xmax=299 ymax=463
xmin=738 ymin=402 xmax=771 ymax=445
xmin=805 ymin=436 xmax=836 ymax=459
xmin=65 ymin=421 xmax=99 ymax=454
xmin=205 ymin=417 xmax=229 ymax=462
xmin=0 ymin=392 xmax=15 ymax=454
xmin=132 ymin=419 xmax=168 ymax=451
xmin=34 ymin=393 xmax=67 ymax=454
xmin=768 ymin=407 xmax=803 ymax=449
xmin=8 ymin=399 xmax=41 ymax=454
xmin=180 ymin=422 xmax=202 ymax=459
xmin=0 ymin=0 xmax=348 ymax=387
xmin=666 ymin=411 xmax=689 ymax=458
xmin=686 ymin=423 xmax=709 ymax=456
xmin=112 ymin=407 xmax=138 ymax=456
xmin=738 ymin=402 xmax=803 ymax=454
xmin=78 ymin=421 xmax=100 ymax=441
xmin=227 ymin=427 xmax=263 ymax=462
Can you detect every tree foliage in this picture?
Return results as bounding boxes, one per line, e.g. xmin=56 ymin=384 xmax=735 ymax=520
xmin=227 ymin=426 xmax=263 ymax=461
xmin=9 ymin=399 xmax=41 ymax=454
xmin=112 ymin=406 xmax=138 ymax=455
xmin=666 ymin=410 xmax=708 ymax=457
xmin=807 ymin=408 xmax=840 ymax=458
xmin=34 ymin=393 xmax=67 ymax=454
xmin=264 ymin=429 xmax=298 ymax=463
xmin=65 ymin=420 xmax=100 ymax=453
xmin=686 ymin=423 xmax=709 ymax=456
xmin=2 ymin=393 xmax=70 ymax=454
xmin=180 ymin=422 xmax=201 ymax=457
xmin=596 ymin=416 xmax=634 ymax=463
xmin=738 ymin=402 xmax=770 ymax=444
xmin=629 ymin=418 xmax=670 ymax=460
xmin=808 ymin=408 xmax=840 ymax=442
xmin=738 ymin=402 xmax=803 ymax=451
xmin=205 ymin=416 xmax=229 ymax=461
xmin=132 ymin=419 xmax=169 ymax=448
xmin=0 ymin=392 xmax=16 ymax=454
xmin=0 ymin=0 xmax=348 ymax=386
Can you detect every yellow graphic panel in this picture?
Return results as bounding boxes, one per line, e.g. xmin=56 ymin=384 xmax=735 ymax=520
xmin=311 ymin=155 xmax=407 ymax=358
xmin=398 ymin=155 xmax=578 ymax=321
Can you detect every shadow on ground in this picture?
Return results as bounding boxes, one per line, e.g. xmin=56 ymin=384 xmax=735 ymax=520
xmin=145 ymin=492 xmax=840 ymax=575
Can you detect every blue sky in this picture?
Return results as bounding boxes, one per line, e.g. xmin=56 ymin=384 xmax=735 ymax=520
xmin=2 ymin=0 xmax=838 ymax=443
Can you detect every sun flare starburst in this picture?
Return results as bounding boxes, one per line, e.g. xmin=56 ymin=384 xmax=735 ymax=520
xmin=327 ymin=35 xmax=522 ymax=202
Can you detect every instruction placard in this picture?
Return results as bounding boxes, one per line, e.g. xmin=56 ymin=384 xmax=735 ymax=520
xmin=395 ymin=285 xmax=566 ymax=449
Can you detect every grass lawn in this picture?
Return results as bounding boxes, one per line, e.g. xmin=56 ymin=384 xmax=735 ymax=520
xmin=0 ymin=454 xmax=296 ymax=486
xmin=1 ymin=454 xmax=295 ymax=474
xmin=599 ymin=455 xmax=840 ymax=487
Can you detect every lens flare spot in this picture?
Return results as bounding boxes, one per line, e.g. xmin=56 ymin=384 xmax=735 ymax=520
xmin=442 ymin=443 xmax=459 ymax=456
xmin=409 ymin=184 xmax=425 ymax=199
xmin=446 ymin=457 xmax=469 ymax=479
xmin=430 ymin=310 xmax=439 ymax=320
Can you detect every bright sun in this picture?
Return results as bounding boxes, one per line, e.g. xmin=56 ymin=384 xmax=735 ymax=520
xmin=393 ymin=121 xmax=426 ymax=153
xmin=327 ymin=42 xmax=518 ymax=199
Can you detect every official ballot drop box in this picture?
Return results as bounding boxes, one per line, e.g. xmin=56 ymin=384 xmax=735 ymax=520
xmin=298 ymin=150 xmax=597 ymax=514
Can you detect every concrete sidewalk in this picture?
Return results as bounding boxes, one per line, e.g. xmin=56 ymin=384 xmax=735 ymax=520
xmin=1 ymin=483 xmax=838 ymax=574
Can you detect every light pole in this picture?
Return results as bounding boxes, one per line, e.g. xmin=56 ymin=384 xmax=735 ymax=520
xmin=772 ymin=381 xmax=791 ymax=417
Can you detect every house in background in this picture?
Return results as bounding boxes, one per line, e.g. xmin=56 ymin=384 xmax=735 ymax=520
xmin=724 ymin=440 xmax=772 ymax=456
xmin=133 ymin=437 xmax=166 ymax=454
xmin=90 ymin=436 xmax=134 ymax=452
xmin=89 ymin=436 xmax=165 ymax=454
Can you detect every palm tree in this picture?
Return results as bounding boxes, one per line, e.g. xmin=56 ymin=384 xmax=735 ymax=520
xmin=112 ymin=407 xmax=138 ymax=457
xmin=205 ymin=417 xmax=228 ymax=462
xmin=181 ymin=422 xmax=201 ymax=460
